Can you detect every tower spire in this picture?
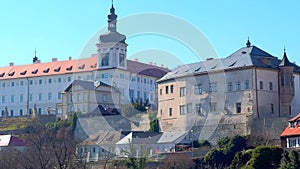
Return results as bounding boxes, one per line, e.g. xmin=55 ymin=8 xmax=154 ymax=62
xmin=246 ymin=36 xmax=251 ymax=47
xmin=33 ymin=48 xmax=38 ymax=63
xmin=107 ymin=0 xmax=118 ymax=32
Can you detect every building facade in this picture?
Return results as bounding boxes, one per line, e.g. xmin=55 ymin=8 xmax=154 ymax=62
xmin=0 ymin=4 xmax=168 ymax=117
xmin=157 ymin=42 xmax=300 ymax=136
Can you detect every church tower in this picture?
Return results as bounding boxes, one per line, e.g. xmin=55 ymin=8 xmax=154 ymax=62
xmin=96 ymin=2 xmax=128 ymax=70
xmin=279 ymin=49 xmax=295 ymax=117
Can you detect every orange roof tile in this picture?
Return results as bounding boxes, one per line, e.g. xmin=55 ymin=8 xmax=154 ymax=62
xmin=280 ymin=127 xmax=300 ymax=137
xmin=0 ymin=56 xmax=169 ymax=80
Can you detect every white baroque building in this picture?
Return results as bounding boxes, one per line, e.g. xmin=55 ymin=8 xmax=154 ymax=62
xmin=0 ymin=4 xmax=169 ymax=117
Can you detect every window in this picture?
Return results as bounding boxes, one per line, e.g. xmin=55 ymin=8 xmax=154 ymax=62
xmin=259 ymin=81 xmax=263 ymax=89
xmin=83 ymin=93 xmax=87 ymax=101
xmin=58 ymin=77 xmax=62 ymax=83
xmin=103 ymin=95 xmax=107 ymax=102
xmin=144 ymin=78 xmax=147 ymax=84
xmin=20 ymin=81 xmax=24 ymax=86
xmin=2 ymin=82 xmax=5 ymax=87
xmin=210 ymin=102 xmax=217 ymax=112
xmin=170 ymin=85 xmax=174 ymax=93
xmin=169 ymin=108 xmax=172 ymax=116
xmin=11 ymin=81 xmax=15 ymax=87
xmin=245 ymin=80 xmax=249 ymax=89
xmin=120 ymin=73 xmax=125 ymax=79
xmin=187 ymin=103 xmax=192 ymax=113
xmin=20 ymin=94 xmax=24 ymax=102
xmin=209 ymin=83 xmax=217 ymax=92
xmin=101 ymin=53 xmax=109 ymax=66
xmin=102 ymin=73 xmax=108 ymax=79
xmin=77 ymin=93 xmax=81 ymax=101
xmin=236 ymin=81 xmax=241 ymax=90
xmin=30 ymin=80 xmax=33 ymax=85
xmin=48 ymin=93 xmax=52 ymax=101
xmin=39 ymin=79 xmax=43 ymax=85
xmin=144 ymin=92 xmax=147 ymax=101
xmin=271 ymin=104 xmax=274 ymax=114
xmin=236 ymin=102 xmax=241 ymax=113
xmin=269 ymin=82 xmax=273 ymax=90
xmin=29 ymin=109 xmax=32 ymax=115
xmin=180 ymin=105 xmax=186 ymax=115
xmin=20 ymin=109 xmax=23 ymax=116
xmin=2 ymin=96 xmax=5 ymax=103
xmin=180 ymin=87 xmax=186 ymax=97
xmin=58 ymin=93 xmax=62 ymax=100
xmin=165 ymin=86 xmax=169 ymax=94
xmin=29 ymin=94 xmax=33 ymax=102
xmin=68 ymin=76 xmax=72 ymax=82
xmin=150 ymin=80 xmax=153 ymax=85
xmin=137 ymin=77 xmax=140 ymax=82
xmin=11 ymin=95 xmax=14 ymax=103
xmin=137 ymin=91 xmax=140 ymax=98
xmin=119 ymin=53 xmax=125 ymax=66
xmin=38 ymin=108 xmax=42 ymax=115
xmin=196 ymin=104 xmax=202 ymax=114
xmin=195 ymin=84 xmax=202 ymax=94
xmin=77 ymin=76 xmax=81 ymax=80
xmin=129 ymin=89 xmax=134 ymax=100
xmin=38 ymin=93 xmax=42 ymax=101
xmin=160 ymin=89 xmax=162 ymax=95
xmin=227 ymin=82 xmax=232 ymax=92
xmin=10 ymin=110 xmax=13 ymax=116
xmin=48 ymin=78 xmax=52 ymax=84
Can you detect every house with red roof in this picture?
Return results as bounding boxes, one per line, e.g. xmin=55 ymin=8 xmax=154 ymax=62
xmin=280 ymin=113 xmax=300 ymax=148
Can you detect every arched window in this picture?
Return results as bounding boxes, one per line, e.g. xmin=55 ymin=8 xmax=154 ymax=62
xmin=101 ymin=53 xmax=109 ymax=66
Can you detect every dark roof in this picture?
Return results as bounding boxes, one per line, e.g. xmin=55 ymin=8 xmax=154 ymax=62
xmin=158 ymin=45 xmax=300 ymax=82
xmin=130 ymin=131 xmax=162 ymax=144
xmin=127 ymin=60 xmax=170 ymax=79
xmin=64 ymin=80 xmax=112 ymax=92
xmin=279 ymin=51 xmax=294 ymax=67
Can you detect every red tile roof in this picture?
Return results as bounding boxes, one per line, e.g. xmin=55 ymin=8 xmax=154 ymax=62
xmin=280 ymin=113 xmax=300 ymax=137
xmin=0 ymin=55 xmax=169 ymax=80
xmin=280 ymin=127 xmax=300 ymax=137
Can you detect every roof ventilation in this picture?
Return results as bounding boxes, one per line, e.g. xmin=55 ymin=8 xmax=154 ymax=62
xmin=9 ymin=62 xmax=14 ymax=66
xmin=229 ymin=61 xmax=237 ymax=67
xmin=211 ymin=65 xmax=217 ymax=69
xmin=206 ymin=58 xmax=214 ymax=61
xmin=194 ymin=67 xmax=201 ymax=72
xmin=0 ymin=73 xmax=5 ymax=77
xmin=241 ymin=51 xmax=247 ymax=54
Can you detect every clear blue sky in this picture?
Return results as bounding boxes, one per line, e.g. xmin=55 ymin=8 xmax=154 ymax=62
xmin=1 ymin=0 xmax=299 ymax=69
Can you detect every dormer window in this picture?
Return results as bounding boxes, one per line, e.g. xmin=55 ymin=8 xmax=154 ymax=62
xmin=20 ymin=70 xmax=27 ymax=75
xmin=101 ymin=53 xmax=109 ymax=66
xmin=290 ymin=122 xmax=295 ymax=128
xmin=66 ymin=66 xmax=73 ymax=71
xmin=54 ymin=67 xmax=61 ymax=72
xmin=43 ymin=68 xmax=50 ymax=73
xmin=8 ymin=71 xmax=15 ymax=76
xmin=0 ymin=73 xmax=5 ymax=77
xmin=32 ymin=69 xmax=38 ymax=74
xmin=78 ymin=64 xmax=85 ymax=69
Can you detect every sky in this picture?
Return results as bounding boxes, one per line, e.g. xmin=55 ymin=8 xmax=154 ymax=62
xmin=0 ymin=0 xmax=300 ymax=69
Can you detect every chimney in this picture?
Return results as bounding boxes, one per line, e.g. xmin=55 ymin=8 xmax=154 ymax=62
xmin=52 ymin=58 xmax=58 ymax=62
xmin=69 ymin=56 xmax=72 ymax=60
xmin=9 ymin=62 xmax=14 ymax=66
xmin=35 ymin=60 xmax=41 ymax=64
xmin=135 ymin=58 xmax=139 ymax=62
xmin=154 ymin=63 xmax=157 ymax=66
xmin=149 ymin=62 xmax=153 ymax=65
xmin=161 ymin=64 xmax=164 ymax=68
